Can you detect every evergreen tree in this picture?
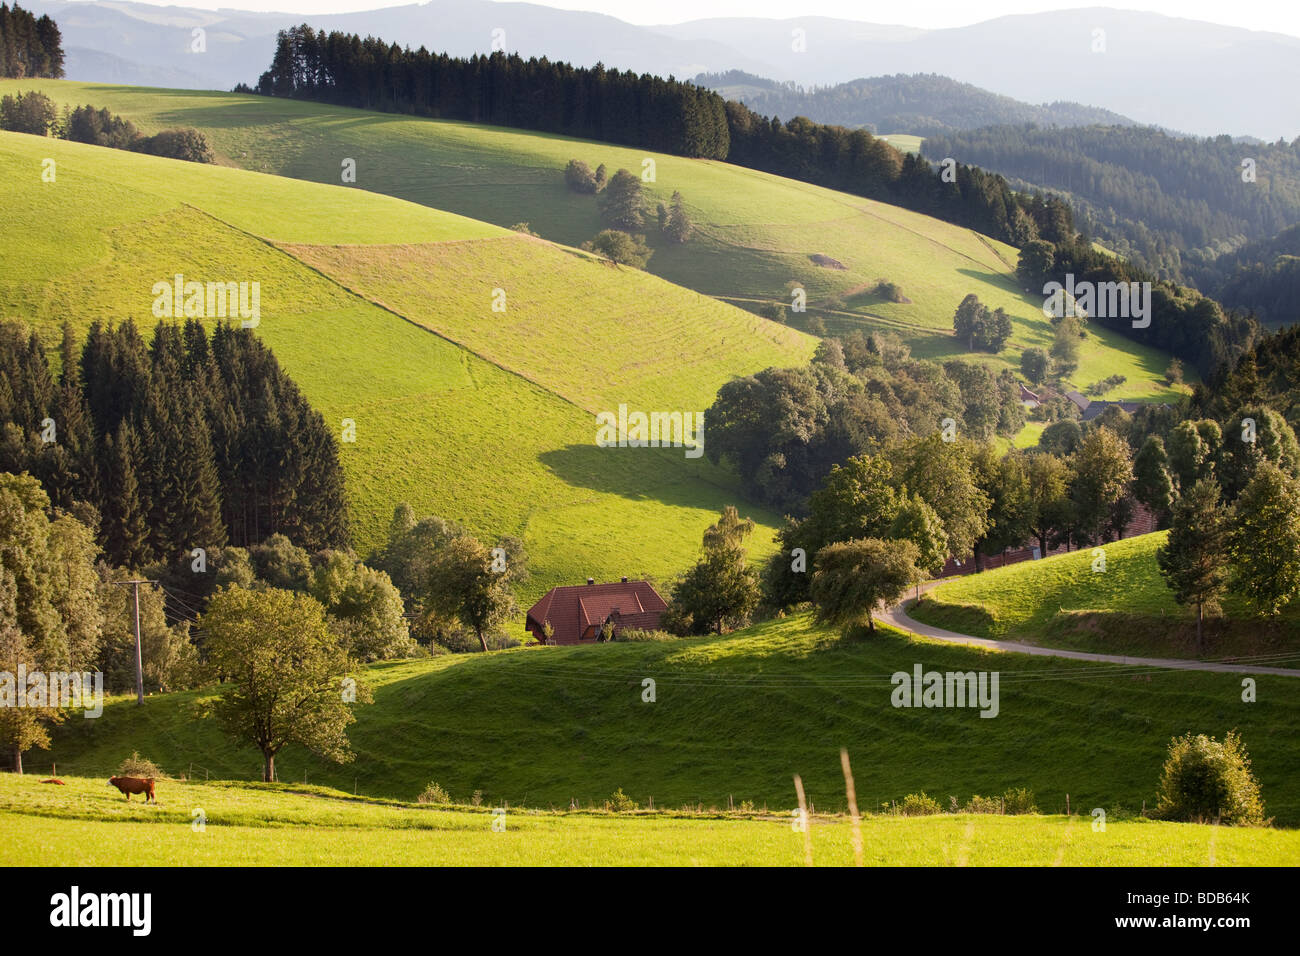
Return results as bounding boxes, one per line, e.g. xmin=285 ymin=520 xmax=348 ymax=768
xmin=101 ymin=420 xmax=150 ymax=569
xmin=664 ymin=190 xmax=692 ymax=243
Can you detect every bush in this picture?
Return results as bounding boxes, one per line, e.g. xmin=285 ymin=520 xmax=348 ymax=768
xmin=874 ymin=279 xmax=906 ymax=303
xmin=1002 ymin=787 xmax=1038 ymax=815
xmin=898 ymin=792 xmax=943 ymax=816
xmin=564 ymin=159 xmax=600 ymax=193
xmin=417 ymin=781 xmax=451 ymax=804
xmin=1155 ymin=731 xmax=1265 ymax=825
xmin=964 ymin=794 xmax=1001 ymax=814
xmin=436 ymin=628 xmax=518 ymax=653
xmin=133 ymin=128 xmax=214 ymax=163
xmin=509 ymin=222 xmax=540 ymax=237
xmin=1086 ymin=374 xmax=1127 ymax=396
xmin=611 ymin=628 xmax=676 ymax=642
xmin=581 ymin=229 xmax=653 ymax=269
xmin=605 ymin=787 xmax=639 ymax=812
xmin=118 ymin=751 xmax=166 ymax=779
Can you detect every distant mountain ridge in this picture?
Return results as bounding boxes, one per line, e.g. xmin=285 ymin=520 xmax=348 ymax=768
xmin=693 ymin=71 xmax=1138 ymax=135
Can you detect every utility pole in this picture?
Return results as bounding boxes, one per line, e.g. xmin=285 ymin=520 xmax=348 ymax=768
xmin=113 ymin=579 xmax=149 ymax=706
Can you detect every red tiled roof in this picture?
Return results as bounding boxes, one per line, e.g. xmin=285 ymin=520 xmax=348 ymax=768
xmin=526 ymin=581 xmax=668 ymax=644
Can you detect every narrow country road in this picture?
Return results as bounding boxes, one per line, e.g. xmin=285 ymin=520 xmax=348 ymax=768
xmin=880 ymin=583 xmax=1300 ymax=677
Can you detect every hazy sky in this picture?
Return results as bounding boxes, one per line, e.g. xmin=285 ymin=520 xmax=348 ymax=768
xmin=105 ymin=0 xmax=1300 ymax=38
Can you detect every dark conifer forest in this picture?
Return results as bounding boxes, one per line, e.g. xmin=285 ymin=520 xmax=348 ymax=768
xmin=251 ymin=26 xmax=1074 ymax=251
xmin=0 ymin=320 xmax=350 ymax=568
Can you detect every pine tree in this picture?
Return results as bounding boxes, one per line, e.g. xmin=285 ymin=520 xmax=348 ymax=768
xmin=101 ymin=420 xmax=151 ymax=569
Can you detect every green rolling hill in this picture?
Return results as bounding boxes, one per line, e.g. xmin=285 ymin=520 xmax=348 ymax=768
xmin=0 ymin=130 xmax=816 ymax=597
xmin=910 ymin=532 xmax=1300 ymax=663
xmin=2 ymin=79 xmax=1193 ymax=405
xmin=34 ymin=612 xmax=1300 ymax=826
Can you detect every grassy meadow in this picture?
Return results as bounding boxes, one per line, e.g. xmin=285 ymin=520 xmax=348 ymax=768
xmin=31 ymin=613 xmax=1300 ymax=827
xmin=0 ymin=131 xmax=816 ymax=596
xmin=0 ymin=80 xmax=1192 ymax=406
xmin=1 ymin=773 xmax=1292 ymax=866
xmin=910 ymin=532 xmax=1300 ymax=663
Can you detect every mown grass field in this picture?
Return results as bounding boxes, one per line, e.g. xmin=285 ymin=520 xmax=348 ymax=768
xmin=32 ymin=613 xmax=1300 ymax=827
xmin=879 ymin=134 xmax=926 ymax=154
xmin=910 ymin=532 xmax=1300 ymax=663
xmin=0 ymin=131 xmax=816 ymax=597
xmin=1 ymin=774 xmax=1292 ymax=865
xmin=0 ymin=80 xmax=1192 ymax=405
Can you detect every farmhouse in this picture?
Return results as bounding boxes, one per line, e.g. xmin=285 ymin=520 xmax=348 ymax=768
xmin=1066 ymin=390 xmax=1144 ymax=422
xmin=526 ymin=578 xmax=667 ymax=645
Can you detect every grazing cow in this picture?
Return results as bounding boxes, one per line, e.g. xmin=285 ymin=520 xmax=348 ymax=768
xmin=108 ymin=776 xmax=156 ymax=804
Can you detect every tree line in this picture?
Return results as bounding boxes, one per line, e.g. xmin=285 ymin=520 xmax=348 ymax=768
xmin=249 ymin=27 xmax=1073 ymax=250
xmin=703 ymin=332 xmax=1026 ymax=514
xmin=684 ymin=374 xmax=1300 ymax=644
xmin=252 ymin=25 xmax=730 ymax=159
xmin=0 ymin=2 xmax=62 ymax=79
xmin=0 ymin=319 xmax=349 ymax=569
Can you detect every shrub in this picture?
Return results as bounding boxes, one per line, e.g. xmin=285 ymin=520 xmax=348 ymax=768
xmin=581 ymin=229 xmax=653 ymax=269
xmin=611 ymin=628 xmax=675 ymax=642
xmin=874 ymin=279 xmax=906 ymax=303
xmin=1086 ymin=374 xmax=1127 ymax=396
xmin=1002 ymin=787 xmax=1038 ymax=815
xmin=133 ymin=128 xmax=214 ymax=163
xmin=117 ymin=751 xmax=166 ymax=779
xmin=509 ymin=222 xmax=540 ymax=237
xmin=1155 ymin=731 xmax=1265 ymax=826
xmin=605 ymin=787 xmax=639 ymax=812
xmin=964 ymin=794 xmax=1001 ymax=814
xmin=437 ymin=628 xmax=518 ymax=653
xmin=898 ymin=792 xmax=943 ymax=816
xmin=564 ymin=159 xmax=600 ymax=193
xmin=664 ymin=191 xmax=692 ymax=243
xmin=417 ymin=781 xmax=451 ymax=805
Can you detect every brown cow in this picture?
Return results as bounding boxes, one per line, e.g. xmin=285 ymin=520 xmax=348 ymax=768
xmin=108 ymin=776 xmax=156 ymax=804
xmin=40 ymin=778 xmax=65 ymax=785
